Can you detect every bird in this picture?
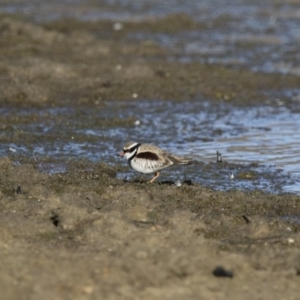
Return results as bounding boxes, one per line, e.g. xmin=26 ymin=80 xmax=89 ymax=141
xmin=119 ymin=141 xmax=192 ymax=183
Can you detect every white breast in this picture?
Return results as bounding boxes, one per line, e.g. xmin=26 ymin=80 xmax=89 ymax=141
xmin=130 ymin=158 xmax=168 ymax=174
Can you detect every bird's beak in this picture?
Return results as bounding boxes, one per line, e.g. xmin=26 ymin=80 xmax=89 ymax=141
xmin=119 ymin=151 xmax=124 ymax=157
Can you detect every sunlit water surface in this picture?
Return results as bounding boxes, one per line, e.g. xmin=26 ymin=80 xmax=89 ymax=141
xmin=1 ymin=100 xmax=300 ymax=194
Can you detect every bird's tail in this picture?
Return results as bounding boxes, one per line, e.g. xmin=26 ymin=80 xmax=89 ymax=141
xmin=170 ymin=155 xmax=194 ymax=165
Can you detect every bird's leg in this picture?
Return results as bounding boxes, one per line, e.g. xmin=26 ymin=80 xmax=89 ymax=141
xmin=149 ymin=172 xmax=160 ymax=183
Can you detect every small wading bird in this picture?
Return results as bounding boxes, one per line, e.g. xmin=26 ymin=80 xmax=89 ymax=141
xmin=119 ymin=141 xmax=192 ymax=183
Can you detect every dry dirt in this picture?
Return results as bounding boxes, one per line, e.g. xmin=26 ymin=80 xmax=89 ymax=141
xmin=1 ymin=14 xmax=300 ymax=300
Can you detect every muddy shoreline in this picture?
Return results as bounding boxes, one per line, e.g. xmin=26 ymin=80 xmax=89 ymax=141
xmin=1 ymin=157 xmax=300 ymax=299
xmin=1 ymin=14 xmax=300 ymax=299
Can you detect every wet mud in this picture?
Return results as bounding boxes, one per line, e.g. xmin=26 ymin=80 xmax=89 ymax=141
xmin=1 ymin=13 xmax=300 ymax=300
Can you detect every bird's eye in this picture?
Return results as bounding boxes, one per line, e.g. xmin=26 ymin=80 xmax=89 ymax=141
xmin=123 ymin=144 xmax=139 ymax=153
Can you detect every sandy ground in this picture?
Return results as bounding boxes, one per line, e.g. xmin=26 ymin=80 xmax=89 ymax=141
xmin=1 ymin=14 xmax=300 ymax=300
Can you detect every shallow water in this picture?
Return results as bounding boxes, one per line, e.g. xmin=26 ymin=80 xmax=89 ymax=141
xmin=1 ymin=0 xmax=300 ymax=193
xmin=1 ymin=0 xmax=300 ymax=75
xmin=1 ymin=99 xmax=300 ymax=194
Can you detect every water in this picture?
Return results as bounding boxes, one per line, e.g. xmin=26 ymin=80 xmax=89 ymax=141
xmin=0 ymin=0 xmax=300 ymax=193
xmin=1 ymin=100 xmax=299 ymax=194
xmin=1 ymin=0 xmax=300 ymax=75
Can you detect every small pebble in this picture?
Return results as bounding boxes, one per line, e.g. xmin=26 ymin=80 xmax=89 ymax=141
xmin=132 ymin=93 xmax=138 ymax=98
xmin=216 ymin=151 xmax=222 ymax=162
xmin=242 ymin=215 xmax=251 ymax=224
xmin=113 ymin=22 xmax=123 ymax=31
xmin=81 ymin=286 xmax=94 ymax=294
xmin=16 ymin=186 xmax=22 ymax=194
xmin=175 ymin=180 xmax=182 ymax=187
xmin=213 ymin=266 xmax=233 ymax=278
xmin=276 ymin=98 xmax=284 ymax=106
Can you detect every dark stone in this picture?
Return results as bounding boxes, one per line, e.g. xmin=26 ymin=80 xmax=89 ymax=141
xmin=212 ymin=266 xmax=233 ymax=278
